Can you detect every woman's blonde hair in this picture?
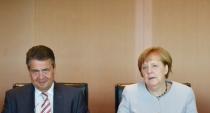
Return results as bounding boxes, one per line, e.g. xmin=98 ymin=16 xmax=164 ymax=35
xmin=138 ymin=47 xmax=172 ymax=78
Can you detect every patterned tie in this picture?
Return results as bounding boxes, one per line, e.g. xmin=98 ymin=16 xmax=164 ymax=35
xmin=41 ymin=93 xmax=51 ymax=113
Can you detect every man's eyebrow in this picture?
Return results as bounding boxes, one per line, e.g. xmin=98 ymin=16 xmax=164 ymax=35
xmin=42 ymin=68 xmax=50 ymax=71
xmin=30 ymin=68 xmax=50 ymax=71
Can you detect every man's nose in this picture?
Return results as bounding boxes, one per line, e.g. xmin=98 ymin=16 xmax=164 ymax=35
xmin=37 ymin=71 xmax=45 ymax=79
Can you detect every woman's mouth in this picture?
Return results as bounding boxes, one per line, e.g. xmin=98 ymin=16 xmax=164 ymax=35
xmin=148 ymin=77 xmax=156 ymax=80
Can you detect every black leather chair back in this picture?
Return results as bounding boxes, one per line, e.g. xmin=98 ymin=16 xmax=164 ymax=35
xmin=13 ymin=82 xmax=88 ymax=106
xmin=115 ymin=82 xmax=191 ymax=113
xmin=115 ymin=83 xmax=133 ymax=113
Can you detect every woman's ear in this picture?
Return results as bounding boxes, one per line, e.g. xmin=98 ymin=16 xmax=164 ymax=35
xmin=164 ymin=65 xmax=169 ymax=75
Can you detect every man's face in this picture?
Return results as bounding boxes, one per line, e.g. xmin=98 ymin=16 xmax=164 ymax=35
xmin=28 ymin=59 xmax=55 ymax=92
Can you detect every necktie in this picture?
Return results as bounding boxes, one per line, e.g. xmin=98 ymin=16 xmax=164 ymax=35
xmin=41 ymin=93 xmax=51 ymax=113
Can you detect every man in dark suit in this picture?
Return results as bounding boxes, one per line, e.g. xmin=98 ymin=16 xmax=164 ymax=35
xmin=2 ymin=45 xmax=89 ymax=113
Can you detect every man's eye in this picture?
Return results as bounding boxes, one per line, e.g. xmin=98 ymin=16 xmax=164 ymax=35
xmin=42 ymin=69 xmax=49 ymax=73
xmin=30 ymin=69 xmax=50 ymax=74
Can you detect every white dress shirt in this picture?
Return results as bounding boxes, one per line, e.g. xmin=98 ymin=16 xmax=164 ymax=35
xmin=34 ymin=83 xmax=54 ymax=113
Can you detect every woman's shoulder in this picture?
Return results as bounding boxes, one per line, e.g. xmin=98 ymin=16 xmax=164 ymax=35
xmin=169 ymin=81 xmax=196 ymax=104
xmin=170 ymin=81 xmax=194 ymax=94
xmin=123 ymin=81 xmax=145 ymax=93
xmin=172 ymin=81 xmax=191 ymax=88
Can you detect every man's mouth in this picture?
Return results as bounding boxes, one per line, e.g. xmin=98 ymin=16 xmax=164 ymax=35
xmin=38 ymin=80 xmax=47 ymax=84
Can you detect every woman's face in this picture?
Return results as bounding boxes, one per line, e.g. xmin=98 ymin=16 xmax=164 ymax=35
xmin=141 ymin=53 xmax=168 ymax=87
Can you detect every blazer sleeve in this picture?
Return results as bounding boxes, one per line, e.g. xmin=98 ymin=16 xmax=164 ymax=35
xmin=117 ymin=87 xmax=130 ymax=113
xmin=185 ymin=88 xmax=198 ymax=113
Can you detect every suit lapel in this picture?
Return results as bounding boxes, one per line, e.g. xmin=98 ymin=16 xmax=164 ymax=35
xmin=54 ymin=83 xmax=65 ymax=113
xmin=28 ymin=87 xmax=35 ymax=113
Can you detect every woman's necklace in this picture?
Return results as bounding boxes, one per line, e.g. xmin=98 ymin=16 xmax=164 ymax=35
xmin=146 ymin=81 xmax=168 ymax=99
xmin=157 ymin=81 xmax=168 ymax=98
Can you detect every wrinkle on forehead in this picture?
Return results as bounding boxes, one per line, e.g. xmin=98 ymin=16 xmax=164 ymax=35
xmin=144 ymin=53 xmax=161 ymax=62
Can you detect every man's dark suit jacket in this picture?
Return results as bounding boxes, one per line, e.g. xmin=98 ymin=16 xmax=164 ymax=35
xmin=2 ymin=83 xmax=89 ymax=113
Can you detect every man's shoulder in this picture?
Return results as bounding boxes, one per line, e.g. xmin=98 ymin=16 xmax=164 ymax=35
xmin=54 ymin=83 xmax=82 ymax=93
xmin=54 ymin=83 xmax=86 ymax=100
xmin=6 ymin=83 xmax=34 ymax=97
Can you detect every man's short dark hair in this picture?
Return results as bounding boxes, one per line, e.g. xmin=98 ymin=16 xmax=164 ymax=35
xmin=26 ymin=45 xmax=55 ymax=69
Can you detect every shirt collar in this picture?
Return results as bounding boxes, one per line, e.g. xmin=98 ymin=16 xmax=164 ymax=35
xmin=35 ymin=82 xmax=54 ymax=96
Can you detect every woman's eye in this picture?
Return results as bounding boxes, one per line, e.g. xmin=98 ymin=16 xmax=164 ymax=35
xmin=152 ymin=64 xmax=158 ymax=67
xmin=142 ymin=66 xmax=147 ymax=70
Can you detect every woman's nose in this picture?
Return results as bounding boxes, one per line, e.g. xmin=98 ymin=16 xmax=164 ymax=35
xmin=147 ymin=66 xmax=153 ymax=74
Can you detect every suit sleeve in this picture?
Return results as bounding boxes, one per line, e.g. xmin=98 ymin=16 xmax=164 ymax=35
xmin=1 ymin=91 xmax=15 ymax=113
xmin=72 ymin=89 xmax=89 ymax=113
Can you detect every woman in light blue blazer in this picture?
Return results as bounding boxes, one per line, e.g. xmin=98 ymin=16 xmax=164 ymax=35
xmin=117 ymin=47 xmax=198 ymax=113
